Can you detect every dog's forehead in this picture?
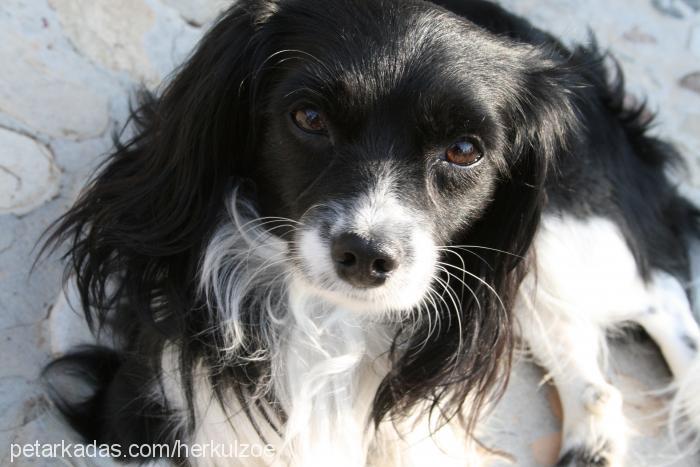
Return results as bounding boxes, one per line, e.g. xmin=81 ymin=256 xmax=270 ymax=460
xmin=266 ymin=0 xmax=512 ymax=107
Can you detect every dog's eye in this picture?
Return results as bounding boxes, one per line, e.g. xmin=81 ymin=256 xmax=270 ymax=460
xmin=445 ymin=138 xmax=482 ymax=166
xmin=291 ymin=108 xmax=327 ymax=135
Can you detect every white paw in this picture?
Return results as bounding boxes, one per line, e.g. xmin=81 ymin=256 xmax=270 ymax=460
xmin=559 ymin=384 xmax=627 ymax=467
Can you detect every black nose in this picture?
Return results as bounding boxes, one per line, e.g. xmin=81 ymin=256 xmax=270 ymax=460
xmin=331 ymin=233 xmax=400 ymax=288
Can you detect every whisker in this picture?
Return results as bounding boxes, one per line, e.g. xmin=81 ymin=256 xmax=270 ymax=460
xmin=437 ymin=246 xmax=493 ymax=271
xmin=438 ymin=244 xmax=523 ymax=260
xmin=440 ymin=261 xmax=506 ymax=313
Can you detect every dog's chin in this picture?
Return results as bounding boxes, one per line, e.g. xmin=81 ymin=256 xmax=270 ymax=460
xmin=291 ymin=265 xmax=434 ymax=316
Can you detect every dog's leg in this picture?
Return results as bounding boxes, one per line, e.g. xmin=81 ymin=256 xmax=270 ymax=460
xmin=632 ymin=271 xmax=700 ymax=439
xmin=633 ymin=272 xmax=699 ymax=379
xmin=515 ymin=215 xmax=697 ymax=465
xmin=518 ymin=289 xmax=627 ymax=467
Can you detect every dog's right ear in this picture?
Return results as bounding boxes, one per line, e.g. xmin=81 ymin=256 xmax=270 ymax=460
xmin=159 ymin=0 xmax=280 ymax=174
xmin=43 ymin=0 xmax=280 ymax=331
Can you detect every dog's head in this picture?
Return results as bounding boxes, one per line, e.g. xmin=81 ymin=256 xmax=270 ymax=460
xmin=224 ymin=0 xmax=576 ymax=317
xmin=255 ymin=2 xmax=505 ymax=313
xmin=53 ymin=0 xmax=579 ymax=426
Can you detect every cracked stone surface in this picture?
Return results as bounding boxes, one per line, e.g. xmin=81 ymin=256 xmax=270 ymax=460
xmin=0 ymin=127 xmax=60 ymax=215
xmin=48 ymin=0 xmax=159 ymax=85
xmin=0 ymin=25 xmax=111 ymax=140
xmin=0 ymin=1 xmax=699 ymax=466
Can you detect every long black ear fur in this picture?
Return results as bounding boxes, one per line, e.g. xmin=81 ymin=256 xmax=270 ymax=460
xmin=372 ymin=37 xmax=582 ymax=435
xmin=41 ymin=0 xmax=277 ymax=449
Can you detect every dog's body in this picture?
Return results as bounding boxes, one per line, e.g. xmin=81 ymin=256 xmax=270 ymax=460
xmin=43 ymin=1 xmax=700 ymax=466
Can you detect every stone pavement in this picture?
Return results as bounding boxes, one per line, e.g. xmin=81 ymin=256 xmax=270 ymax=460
xmin=0 ymin=1 xmax=699 ymax=465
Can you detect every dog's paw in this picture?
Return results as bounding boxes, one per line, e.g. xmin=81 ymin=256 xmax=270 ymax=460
xmin=556 ymin=383 xmax=626 ymax=467
xmin=556 ymin=444 xmax=616 ymax=467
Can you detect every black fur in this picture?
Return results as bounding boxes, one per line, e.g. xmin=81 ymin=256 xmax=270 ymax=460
xmin=41 ymin=0 xmax=698 ymax=463
xmin=557 ymin=445 xmax=611 ymax=467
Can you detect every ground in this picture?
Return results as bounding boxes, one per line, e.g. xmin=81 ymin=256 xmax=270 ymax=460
xmin=1 ymin=0 xmax=700 ymax=465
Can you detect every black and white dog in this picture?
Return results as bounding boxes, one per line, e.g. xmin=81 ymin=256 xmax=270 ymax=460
xmin=43 ymin=0 xmax=700 ymax=465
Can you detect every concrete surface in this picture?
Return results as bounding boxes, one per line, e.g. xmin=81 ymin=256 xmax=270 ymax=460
xmin=1 ymin=0 xmax=699 ymax=465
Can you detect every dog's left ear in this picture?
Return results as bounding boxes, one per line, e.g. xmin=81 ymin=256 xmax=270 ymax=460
xmin=426 ymin=0 xmax=581 ymax=271
xmin=373 ymin=46 xmax=582 ymax=431
xmin=456 ymin=48 xmax=582 ymax=320
xmin=477 ymin=49 xmax=581 ymax=266
xmin=450 ymin=47 xmax=583 ymax=406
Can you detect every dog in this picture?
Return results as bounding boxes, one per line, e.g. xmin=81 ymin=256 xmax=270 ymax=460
xmin=42 ymin=0 xmax=700 ymax=465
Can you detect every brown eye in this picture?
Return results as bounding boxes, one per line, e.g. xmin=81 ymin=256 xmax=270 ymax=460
xmin=445 ymin=138 xmax=482 ymax=166
xmin=291 ymin=108 xmax=327 ymax=134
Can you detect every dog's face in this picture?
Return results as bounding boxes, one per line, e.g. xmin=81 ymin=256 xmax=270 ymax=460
xmin=250 ymin=0 xmax=521 ymax=313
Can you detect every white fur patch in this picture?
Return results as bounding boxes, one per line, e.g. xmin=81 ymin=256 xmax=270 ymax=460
xmin=519 ymin=214 xmax=651 ymax=327
xmin=186 ymin=192 xmax=478 ymax=466
xmin=517 ymin=213 xmax=700 ymax=463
